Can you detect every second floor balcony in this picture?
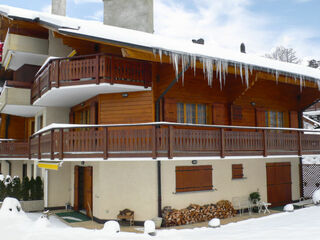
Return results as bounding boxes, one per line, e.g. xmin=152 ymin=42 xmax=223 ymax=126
xmin=31 ymin=54 xmax=152 ymax=107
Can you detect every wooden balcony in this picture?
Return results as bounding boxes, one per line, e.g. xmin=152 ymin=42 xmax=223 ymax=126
xmin=31 ymin=54 xmax=152 ymax=104
xmin=28 ymin=123 xmax=320 ymax=160
xmin=0 ymin=140 xmax=29 ymax=158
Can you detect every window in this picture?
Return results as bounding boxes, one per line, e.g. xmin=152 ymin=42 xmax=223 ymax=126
xmin=177 ymin=103 xmax=207 ymax=124
xmin=37 ymin=115 xmax=43 ymax=131
xmin=232 ymin=164 xmax=244 ymax=179
xmin=176 ymin=165 xmax=213 ymax=192
xmin=265 ymin=111 xmax=283 ymax=127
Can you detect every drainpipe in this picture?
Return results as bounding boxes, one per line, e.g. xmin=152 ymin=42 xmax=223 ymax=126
xmin=155 ymin=64 xmax=190 ymax=217
xmin=5 ymin=115 xmax=10 ymax=139
xmin=298 ymin=111 xmax=304 ymax=198
xmin=5 ymin=160 xmax=11 ymax=176
xmin=44 ymin=169 xmax=49 ymax=208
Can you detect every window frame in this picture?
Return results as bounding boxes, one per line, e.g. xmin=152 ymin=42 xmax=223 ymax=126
xmin=177 ymin=103 xmax=207 ymax=124
xmin=265 ymin=111 xmax=284 ymax=128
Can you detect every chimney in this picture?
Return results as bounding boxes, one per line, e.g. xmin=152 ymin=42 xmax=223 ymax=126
xmin=103 ymin=0 xmax=154 ymax=33
xmin=240 ymin=43 xmax=246 ymax=53
xmin=52 ymin=0 xmax=66 ymax=16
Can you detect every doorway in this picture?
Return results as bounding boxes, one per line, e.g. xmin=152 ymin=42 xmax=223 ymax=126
xmin=74 ymin=166 xmax=93 ymax=217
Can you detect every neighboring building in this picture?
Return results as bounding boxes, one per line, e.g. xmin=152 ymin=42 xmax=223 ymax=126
xmin=0 ymin=2 xmax=320 ymax=223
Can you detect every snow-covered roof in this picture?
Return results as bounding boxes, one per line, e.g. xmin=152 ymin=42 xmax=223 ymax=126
xmin=1 ymin=5 xmax=320 ymax=84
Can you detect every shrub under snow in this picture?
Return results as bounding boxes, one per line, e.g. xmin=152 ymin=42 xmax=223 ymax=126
xmin=0 ymin=197 xmax=26 ymax=218
xmin=283 ymin=204 xmax=294 ymax=212
xmin=312 ymin=190 xmax=320 ymax=205
xmin=144 ymin=220 xmax=156 ymax=236
xmin=102 ymin=221 xmax=120 ymax=234
xmin=208 ymin=218 xmax=221 ymax=228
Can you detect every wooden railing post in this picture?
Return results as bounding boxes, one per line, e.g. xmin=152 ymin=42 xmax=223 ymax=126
xmin=48 ymin=64 xmax=52 ymax=90
xmin=57 ymin=60 xmax=60 ymax=88
xmin=50 ymin=129 xmax=54 ymax=160
xmin=37 ymin=78 xmax=41 ymax=99
xmin=59 ymin=129 xmax=64 ymax=160
xmin=38 ymin=134 xmax=41 ymax=160
xmin=152 ymin=125 xmax=157 ymax=159
xmin=95 ymin=55 xmax=100 ymax=85
xmin=103 ymin=127 xmax=108 ymax=160
xmin=220 ymin=128 xmax=225 ymax=158
xmin=263 ymin=129 xmax=268 ymax=157
xmin=168 ymin=125 xmax=174 ymax=159
xmin=298 ymin=131 xmax=302 ymax=156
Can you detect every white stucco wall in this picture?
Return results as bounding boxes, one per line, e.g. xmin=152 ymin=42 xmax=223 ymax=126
xmin=48 ymin=30 xmax=73 ymax=57
xmin=35 ymin=107 xmax=70 ymax=131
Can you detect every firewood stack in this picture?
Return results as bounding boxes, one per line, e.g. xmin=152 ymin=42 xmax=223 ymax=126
xmin=118 ymin=208 xmax=134 ymax=217
xmin=162 ymin=200 xmax=236 ymax=227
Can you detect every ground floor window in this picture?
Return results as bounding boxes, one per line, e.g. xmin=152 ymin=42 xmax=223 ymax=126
xmin=176 ymin=165 xmax=213 ymax=192
xmin=22 ymin=164 xmax=27 ymax=178
xmin=265 ymin=111 xmax=283 ymax=127
xmin=177 ymin=103 xmax=207 ymax=124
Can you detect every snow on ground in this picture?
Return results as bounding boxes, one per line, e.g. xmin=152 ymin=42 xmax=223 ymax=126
xmin=1 ymin=206 xmax=320 ymax=240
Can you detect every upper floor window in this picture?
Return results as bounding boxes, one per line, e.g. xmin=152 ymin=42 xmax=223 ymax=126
xmin=265 ymin=111 xmax=283 ymax=127
xmin=177 ymin=103 xmax=207 ymax=124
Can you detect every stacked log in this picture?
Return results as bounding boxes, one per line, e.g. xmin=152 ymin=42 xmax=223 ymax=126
xmin=162 ymin=201 xmax=236 ymax=227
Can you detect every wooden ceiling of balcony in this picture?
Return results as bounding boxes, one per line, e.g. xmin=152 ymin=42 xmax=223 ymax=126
xmin=0 ymin=17 xmax=48 ymax=42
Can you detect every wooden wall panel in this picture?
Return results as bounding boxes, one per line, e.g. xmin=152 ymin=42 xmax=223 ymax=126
xmin=99 ymin=91 xmax=153 ymax=124
xmin=255 ymin=108 xmax=266 ymax=127
xmin=164 ymin=98 xmax=177 ymax=122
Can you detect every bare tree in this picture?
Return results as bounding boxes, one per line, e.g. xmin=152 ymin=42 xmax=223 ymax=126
xmin=265 ymin=46 xmax=301 ymax=64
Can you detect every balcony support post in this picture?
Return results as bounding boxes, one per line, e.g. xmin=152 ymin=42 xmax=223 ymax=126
xmin=38 ymin=134 xmax=41 ymax=160
xmin=95 ymin=55 xmax=100 ymax=85
xmin=263 ymin=129 xmax=268 ymax=157
xmin=298 ymin=131 xmax=302 ymax=156
xmin=103 ymin=127 xmax=108 ymax=160
xmin=110 ymin=56 xmax=114 ymax=85
xmin=59 ymin=129 xmax=64 ymax=160
xmin=152 ymin=125 xmax=157 ymax=159
xmin=220 ymin=128 xmax=225 ymax=158
xmin=50 ymin=129 xmax=54 ymax=160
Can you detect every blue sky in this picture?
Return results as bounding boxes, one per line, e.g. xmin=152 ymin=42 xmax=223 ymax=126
xmin=0 ymin=0 xmax=319 ymax=59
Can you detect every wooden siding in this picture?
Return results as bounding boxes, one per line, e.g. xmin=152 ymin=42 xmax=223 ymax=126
xmin=98 ymin=91 xmax=153 ymax=124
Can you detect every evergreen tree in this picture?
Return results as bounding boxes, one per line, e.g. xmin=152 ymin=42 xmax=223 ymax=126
xmin=35 ymin=176 xmax=43 ymax=200
xmin=11 ymin=177 xmax=21 ymax=200
xmin=21 ymin=176 xmax=30 ymax=201
xmin=29 ymin=177 xmax=36 ymax=200
xmin=0 ymin=180 xmax=5 ymax=201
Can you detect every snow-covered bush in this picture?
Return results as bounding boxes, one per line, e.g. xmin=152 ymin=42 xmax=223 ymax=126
xmin=208 ymin=218 xmax=221 ymax=228
xmin=312 ymin=190 xmax=320 ymax=205
xmin=144 ymin=220 xmax=156 ymax=236
xmin=0 ymin=197 xmax=25 ymax=217
xmin=283 ymin=204 xmax=294 ymax=212
xmin=102 ymin=221 xmax=120 ymax=234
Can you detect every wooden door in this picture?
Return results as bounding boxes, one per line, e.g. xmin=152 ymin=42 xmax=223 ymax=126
xmin=74 ymin=166 xmax=79 ymax=211
xmin=266 ymin=162 xmax=292 ymax=207
xmin=84 ymin=166 xmax=93 ymax=218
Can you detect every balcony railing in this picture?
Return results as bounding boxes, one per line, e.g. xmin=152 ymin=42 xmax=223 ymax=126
xmin=0 ymin=140 xmax=29 ymax=158
xmin=31 ymin=54 xmax=152 ymax=103
xmin=27 ymin=123 xmax=320 ymax=160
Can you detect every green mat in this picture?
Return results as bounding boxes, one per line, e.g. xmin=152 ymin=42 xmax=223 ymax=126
xmin=270 ymin=205 xmax=300 ymax=212
xmin=56 ymin=211 xmax=91 ymax=223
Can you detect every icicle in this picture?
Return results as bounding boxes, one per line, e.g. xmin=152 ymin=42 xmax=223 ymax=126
xmin=159 ymin=49 xmax=162 ymax=63
xmin=191 ymin=55 xmax=197 ymax=76
xmin=244 ymin=64 xmax=249 ymax=88
xmin=205 ymin=59 xmax=213 ymax=87
xmin=239 ymin=63 xmax=243 ymax=85
xmin=181 ymin=55 xmax=190 ymax=85
xmin=234 ymin=62 xmax=237 ymax=78
xmin=299 ymin=76 xmax=303 ymax=92
xmin=249 ymin=65 xmax=253 ymax=75
xmin=222 ymin=60 xmax=228 ymax=86
xmin=152 ymin=48 xmax=157 ymax=57
xmin=217 ymin=60 xmax=222 ymax=89
xmin=275 ymin=71 xmax=279 ymax=85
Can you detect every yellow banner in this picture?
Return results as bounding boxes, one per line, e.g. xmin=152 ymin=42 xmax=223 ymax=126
xmin=38 ymin=163 xmax=59 ymax=171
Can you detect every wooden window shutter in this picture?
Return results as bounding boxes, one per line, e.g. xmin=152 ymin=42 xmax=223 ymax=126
xmin=176 ymin=165 xmax=213 ymax=192
xmin=255 ymin=108 xmax=266 ymax=127
xmin=289 ymin=111 xmax=299 ymax=128
xmin=232 ymin=164 xmax=244 ymax=179
xmin=164 ymin=98 xmax=177 ymax=122
xmin=231 ymin=105 xmax=242 ymax=121
xmin=212 ymin=103 xmax=228 ymax=125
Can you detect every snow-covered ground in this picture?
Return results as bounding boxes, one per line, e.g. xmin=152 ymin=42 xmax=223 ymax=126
xmin=1 ymin=204 xmax=320 ymax=240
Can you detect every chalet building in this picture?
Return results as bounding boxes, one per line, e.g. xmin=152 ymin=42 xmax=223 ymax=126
xmin=0 ymin=1 xmax=320 ymax=223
